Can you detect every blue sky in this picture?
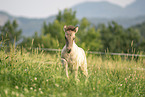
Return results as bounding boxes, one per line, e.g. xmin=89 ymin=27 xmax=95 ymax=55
xmin=0 ymin=0 xmax=135 ymax=18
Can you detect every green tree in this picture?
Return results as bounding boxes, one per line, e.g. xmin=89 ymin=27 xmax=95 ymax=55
xmin=41 ymin=34 xmax=59 ymax=48
xmin=20 ymin=32 xmax=41 ymax=47
xmin=0 ymin=20 xmax=22 ymax=45
xmin=132 ymin=21 xmax=145 ymax=38
xmin=56 ymin=9 xmax=78 ymax=25
xmin=42 ymin=9 xmax=79 ymax=48
xmin=130 ymin=21 xmax=145 ymax=52
xmin=99 ymin=21 xmax=141 ymax=53
xmin=77 ymin=18 xmax=103 ymax=51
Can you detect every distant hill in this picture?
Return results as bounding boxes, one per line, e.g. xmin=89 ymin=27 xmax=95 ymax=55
xmin=125 ymin=0 xmax=145 ymax=18
xmin=1 ymin=0 xmax=145 ymax=37
xmin=72 ymin=0 xmax=145 ymax=28
xmin=72 ymin=0 xmax=145 ymax=19
xmin=0 ymin=11 xmax=12 ymax=25
xmin=72 ymin=1 xmax=123 ymax=19
xmin=88 ymin=16 xmax=145 ymax=28
xmin=0 ymin=11 xmax=55 ymax=37
xmin=17 ymin=16 xmax=55 ymax=37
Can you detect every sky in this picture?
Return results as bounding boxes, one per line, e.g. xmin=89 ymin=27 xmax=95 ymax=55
xmin=0 ymin=0 xmax=135 ymax=18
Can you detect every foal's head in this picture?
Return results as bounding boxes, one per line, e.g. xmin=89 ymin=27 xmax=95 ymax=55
xmin=63 ymin=25 xmax=78 ymax=53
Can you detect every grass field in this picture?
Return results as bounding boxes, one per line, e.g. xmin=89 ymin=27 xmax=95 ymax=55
xmin=0 ymin=47 xmax=145 ymax=97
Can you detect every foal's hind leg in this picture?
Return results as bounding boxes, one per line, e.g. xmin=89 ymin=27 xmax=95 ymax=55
xmin=81 ymin=63 xmax=88 ymax=77
xmin=61 ymin=58 xmax=69 ymax=78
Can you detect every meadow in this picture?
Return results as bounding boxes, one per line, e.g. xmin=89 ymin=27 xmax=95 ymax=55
xmin=0 ymin=46 xmax=145 ymax=97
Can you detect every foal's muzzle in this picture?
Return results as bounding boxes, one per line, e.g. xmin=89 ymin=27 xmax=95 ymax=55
xmin=67 ymin=47 xmax=71 ymax=53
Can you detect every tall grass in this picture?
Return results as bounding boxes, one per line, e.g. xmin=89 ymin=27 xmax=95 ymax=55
xmin=0 ymin=46 xmax=145 ymax=97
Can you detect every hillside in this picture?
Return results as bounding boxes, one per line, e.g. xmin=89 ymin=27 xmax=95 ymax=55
xmin=88 ymin=16 xmax=145 ymax=28
xmin=0 ymin=11 xmax=12 ymax=25
xmin=0 ymin=11 xmax=55 ymax=37
xmin=72 ymin=1 xmax=123 ymax=19
xmin=125 ymin=0 xmax=145 ymax=18
xmin=72 ymin=0 xmax=145 ymax=19
xmin=17 ymin=16 xmax=55 ymax=37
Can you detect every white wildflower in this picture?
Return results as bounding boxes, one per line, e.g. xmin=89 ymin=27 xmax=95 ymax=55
xmin=24 ymin=88 xmax=29 ymax=93
xmin=40 ymin=91 xmax=43 ymax=94
xmin=34 ymin=77 xmax=37 ymax=81
xmin=15 ymin=86 xmax=19 ymax=89
xmin=4 ymin=89 xmax=8 ymax=95
xmin=30 ymin=87 xmax=33 ymax=90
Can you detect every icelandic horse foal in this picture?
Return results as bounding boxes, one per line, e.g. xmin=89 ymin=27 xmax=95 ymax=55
xmin=61 ymin=25 xmax=88 ymax=79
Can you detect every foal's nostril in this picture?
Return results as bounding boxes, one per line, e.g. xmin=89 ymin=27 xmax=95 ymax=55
xmin=67 ymin=49 xmax=71 ymax=53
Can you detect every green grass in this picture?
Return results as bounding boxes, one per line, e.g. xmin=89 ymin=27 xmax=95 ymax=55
xmin=0 ymin=47 xmax=145 ymax=97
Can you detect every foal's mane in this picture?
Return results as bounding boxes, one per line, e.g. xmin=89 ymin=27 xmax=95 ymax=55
xmin=65 ymin=26 xmax=76 ymax=31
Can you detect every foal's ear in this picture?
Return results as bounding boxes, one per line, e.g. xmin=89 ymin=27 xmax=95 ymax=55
xmin=64 ymin=25 xmax=67 ymax=32
xmin=75 ymin=26 xmax=79 ymax=33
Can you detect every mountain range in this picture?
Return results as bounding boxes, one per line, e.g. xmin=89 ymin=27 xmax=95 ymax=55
xmin=72 ymin=0 xmax=145 ymax=19
xmin=0 ymin=11 xmax=55 ymax=37
xmin=0 ymin=0 xmax=145 ymax=37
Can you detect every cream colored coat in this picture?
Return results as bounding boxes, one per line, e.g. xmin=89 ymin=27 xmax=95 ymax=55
xmin=61 ymin=41 xmax=88 ymax=79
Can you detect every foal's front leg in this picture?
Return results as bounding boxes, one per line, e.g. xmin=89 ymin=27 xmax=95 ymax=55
xmin=73 ymin=64 xmax=79 ymax=81
xmin=61 ymin=58 xmax=69 ymax=78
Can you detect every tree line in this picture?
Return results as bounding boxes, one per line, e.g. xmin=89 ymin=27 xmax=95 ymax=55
xmin=0 ymin=9 xmax=145 ymax=53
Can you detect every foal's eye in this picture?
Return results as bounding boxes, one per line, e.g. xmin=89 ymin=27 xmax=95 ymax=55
xmin=73 ymin=38 xmax=75 ymax=40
